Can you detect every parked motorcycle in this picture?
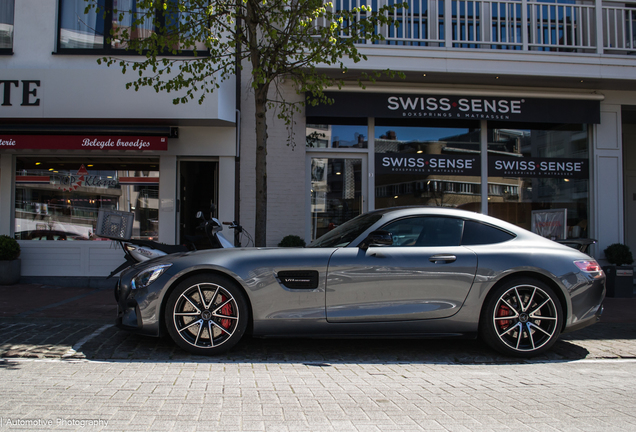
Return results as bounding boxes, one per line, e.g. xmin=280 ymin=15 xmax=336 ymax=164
xmin=106 ymin=210 xmax=245 ymax=278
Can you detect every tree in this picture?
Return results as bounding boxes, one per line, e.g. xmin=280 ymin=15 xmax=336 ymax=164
xmin=87 ymin=0 xmax=405 ymax=246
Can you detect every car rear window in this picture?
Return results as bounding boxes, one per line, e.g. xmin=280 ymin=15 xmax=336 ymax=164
xmin=461 ymin=220 xmax=515 ymax=245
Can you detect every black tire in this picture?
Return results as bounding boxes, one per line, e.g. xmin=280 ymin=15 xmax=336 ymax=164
xmin=480 ymin=278 xmax=563 ymax=358
xmin=164 ymin=274 xmax=249 ymax=355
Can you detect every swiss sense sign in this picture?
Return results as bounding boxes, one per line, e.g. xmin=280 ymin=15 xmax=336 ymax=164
xmin=0 ymin=135 xmax=168 ymax=151
xmin=306 ymin=92 xmax=601 ymax=124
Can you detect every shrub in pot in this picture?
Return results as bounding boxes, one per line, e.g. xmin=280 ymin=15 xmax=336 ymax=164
xmin=278 ymin=235 xmax=306 ymax=247
xmin=0 ymin=235 xmax=21 ymax=285
xmin=603 ymin=243 xmax=634 ymax=298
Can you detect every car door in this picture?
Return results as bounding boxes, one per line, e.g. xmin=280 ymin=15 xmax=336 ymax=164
xmin=325 ymin=216 xmax=478 ymax=323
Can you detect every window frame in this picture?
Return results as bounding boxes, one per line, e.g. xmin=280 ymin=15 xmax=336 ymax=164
xmin=379 ymin=215 xmax=517 ymax=248
xmin=0 ymin=0 xmax=14 ymax=55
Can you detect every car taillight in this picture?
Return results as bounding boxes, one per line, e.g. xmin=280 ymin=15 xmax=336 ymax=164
xmin=574 ymin=260 xmax=602 ymax=273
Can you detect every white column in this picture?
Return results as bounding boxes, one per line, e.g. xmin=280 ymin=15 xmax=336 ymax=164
xmin=158 ymin=155 xmax=177 ymax=244
xmin=368 ymin=117 xmax=375 ymax=211
xmin=481 ymin=120 xmax=489 ymax=215
xmin=595 ymin=0 xmax=604 ymax=54
xmin=218 ymin=156 xmax=236 ymax=244
xmin=444 ymin=0 xmax=453 ymax=46
xmin=0 ymin=154 xmax=15 ymax=235
xmin=593 ymin=104 xmax=624 ymax=260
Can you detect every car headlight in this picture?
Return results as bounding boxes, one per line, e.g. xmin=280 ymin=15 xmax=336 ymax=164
xmin=132 ymin=264 xmax=172 ymax=290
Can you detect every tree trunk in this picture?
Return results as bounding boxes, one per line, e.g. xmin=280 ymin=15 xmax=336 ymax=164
xmin=254 ymin=84 xmax=269 ymax=247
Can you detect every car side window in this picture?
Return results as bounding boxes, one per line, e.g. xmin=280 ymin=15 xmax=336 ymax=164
xmin=382 ymin=217 xmax=464 ymax=247
xmin=461 ymin=220 xmax=515 ymax=245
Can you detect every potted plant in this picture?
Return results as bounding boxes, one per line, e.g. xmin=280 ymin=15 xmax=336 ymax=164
xmin=602 ymin=243 xmax=634 ymax=298
xmin=0 ymin=235 xmax=21 ymax=285
xmin=278 ymin=235 xmax=306 ymax=248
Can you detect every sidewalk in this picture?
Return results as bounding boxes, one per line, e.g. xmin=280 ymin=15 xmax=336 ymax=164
xmin=0 ymin=283 xmax=115 ymax=322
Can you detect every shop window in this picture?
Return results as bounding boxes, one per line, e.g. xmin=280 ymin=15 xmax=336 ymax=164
xmin=310 ymin=157 xmax=363 ymax=240
xmin=374 ymin=120 xmax=481 ymax=210
xmin=0 ymin=0 xmax=14 ymax=53
xmin=14 ymin=157 xmax=159 ymax=241
xmin=306 ymin=117 xmax=368 ymax=149
xmin=57 ymin=0 xmax=207 ymax=53
xmin=486 ymin=123 xmax=589 ymax=239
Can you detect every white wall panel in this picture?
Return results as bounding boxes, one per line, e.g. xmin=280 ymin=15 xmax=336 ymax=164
xmin=593 ymin=105 xmax=624 ymax=260
xmin=597 ymin=110 xmax=620 ymax=150
xmin=19 ymin=241 xmax=124 ymax=277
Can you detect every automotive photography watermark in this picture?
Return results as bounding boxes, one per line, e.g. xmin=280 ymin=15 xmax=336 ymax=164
xmin=0 ymin=418 xmax=108 ymax=428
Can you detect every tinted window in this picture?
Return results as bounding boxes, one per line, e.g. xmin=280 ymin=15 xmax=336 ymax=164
xmin=461 ymin=220 xmax=515 ymax=245
xmin=382 ymin=217 xmax=464 ymax=247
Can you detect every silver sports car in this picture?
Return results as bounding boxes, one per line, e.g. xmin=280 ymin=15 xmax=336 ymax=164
xmin=115 ymin=207 xmax=605 ymax=358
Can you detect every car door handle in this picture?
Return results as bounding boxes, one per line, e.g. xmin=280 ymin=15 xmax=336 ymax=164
xmin=429 ymin=254 xmax=457 ymax=264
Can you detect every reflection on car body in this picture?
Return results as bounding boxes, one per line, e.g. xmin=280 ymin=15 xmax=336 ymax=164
xmin=115 ymin=206 xmax=605 ymax=358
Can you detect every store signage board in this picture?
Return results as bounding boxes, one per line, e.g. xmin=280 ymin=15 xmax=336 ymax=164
xmin=306 ymin=92 xmax=601 ymax=124
xmin=0 ymin=135 xmax=168 ymax=151
xmin=489 ymin=156 xmax=588 ymax=179
xmin=376 ymin=153 xmax=481 ymax=176
xmin=375 ymin=153 xmax=588 ymax=178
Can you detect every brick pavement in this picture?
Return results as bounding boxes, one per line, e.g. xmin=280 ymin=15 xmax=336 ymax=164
xmin=0 ymin=356 xmax=635 ymax=431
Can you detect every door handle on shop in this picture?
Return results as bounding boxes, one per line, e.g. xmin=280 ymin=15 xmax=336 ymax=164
xmin=429 ymin=254 xmax=457 ymax=263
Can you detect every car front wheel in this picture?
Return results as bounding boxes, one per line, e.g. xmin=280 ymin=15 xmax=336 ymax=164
xmin=480 ymin=279 xmax=562 ymax=357
xmin=165 ymin=274 xmax=248 ymax=355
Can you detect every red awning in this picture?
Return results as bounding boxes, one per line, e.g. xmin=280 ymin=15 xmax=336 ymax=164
xmin=0 ymin=135 xmax=168 ymax=151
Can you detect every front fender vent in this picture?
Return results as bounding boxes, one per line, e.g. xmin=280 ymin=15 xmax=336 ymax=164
xmin=277 ymin=271 xmax=319 ymax=290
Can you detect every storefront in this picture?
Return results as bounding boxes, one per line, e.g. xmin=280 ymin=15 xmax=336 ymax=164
xmin=305 ymin=90 xmax=601 ymax=245
xmin=0 ymin=125 xmax=237 ymax=279
xmin=0 ymin=75 xmax=237 ymax=281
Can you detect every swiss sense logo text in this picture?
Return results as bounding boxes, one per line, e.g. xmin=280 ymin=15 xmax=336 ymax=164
xmin=377 ymin=153 xmax=480 ymax=176
xmin=387 ymin=96 xmax=523 ymax=119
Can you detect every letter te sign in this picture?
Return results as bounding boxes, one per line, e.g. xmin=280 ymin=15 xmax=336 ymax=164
xmin=0 ymin=80 xmax=41 ymax=106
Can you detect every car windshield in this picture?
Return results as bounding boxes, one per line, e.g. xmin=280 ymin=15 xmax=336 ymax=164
xmin=308 ymin=213 xmax=383 ymax=248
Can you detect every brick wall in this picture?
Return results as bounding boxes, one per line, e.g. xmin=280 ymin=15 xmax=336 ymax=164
xmin=239 ymin=72 xmax=306 ymax=246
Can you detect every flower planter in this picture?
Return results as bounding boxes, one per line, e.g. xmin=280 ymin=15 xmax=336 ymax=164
xmin=602 ymin=265 xmax=634 ymax=298
xmin=0 ymin=259 xmax=21 ymax=285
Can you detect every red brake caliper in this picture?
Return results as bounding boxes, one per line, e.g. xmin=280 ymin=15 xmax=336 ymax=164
xmin=220 ymin=295 xmax=232 ymax=329
xmin=497 ymin=304 xmax=511 ymax=330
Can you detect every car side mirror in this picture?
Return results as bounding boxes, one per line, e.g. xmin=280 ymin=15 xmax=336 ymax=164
xmin=359 ymin=230 xmax=393 ymax=250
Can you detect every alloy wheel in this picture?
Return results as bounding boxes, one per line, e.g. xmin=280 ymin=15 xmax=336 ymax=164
xmin=172 ymin=282 xmax=240 ymax=349
xmin=492 ymin=284 xmax=559 ymax=353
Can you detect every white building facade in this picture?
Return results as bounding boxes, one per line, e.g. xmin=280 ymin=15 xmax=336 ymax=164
xmin=0 ymin=0 xmax=237 ymax=281
xmin=239 ymin=0 xmax=636 ymax=263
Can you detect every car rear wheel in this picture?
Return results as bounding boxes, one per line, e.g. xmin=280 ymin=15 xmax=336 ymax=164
xmin=480 ymin=278 xmax=562 ymax=357
xmin=165 ymin=274 xmax=248 ymax=355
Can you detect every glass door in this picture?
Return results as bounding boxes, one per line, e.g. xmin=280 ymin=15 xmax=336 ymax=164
xmin=309 ymin=155 xmax=367 ymax=242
